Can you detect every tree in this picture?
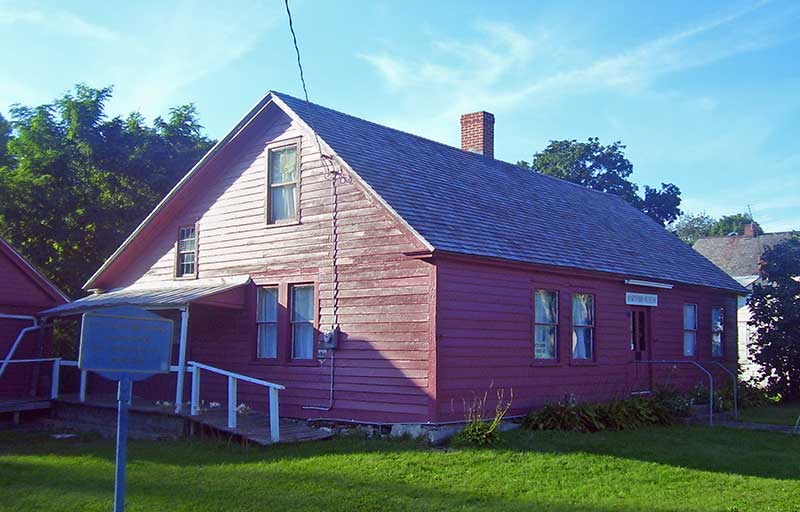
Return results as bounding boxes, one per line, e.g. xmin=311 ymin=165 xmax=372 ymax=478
xmin=521 ymin=138 xmax=682 ymax=225
xmin=748 ymin=236 xmax=800 ymax=400
xmin=0 ymin=84 xmax=214 ymax=296
xmin=708 ymin=213 xmax=761 ymax=237
xmin=0 ymin=113 xmax=11 ymax=168
xmin=670 ymin=212 xmax=716 ymax=245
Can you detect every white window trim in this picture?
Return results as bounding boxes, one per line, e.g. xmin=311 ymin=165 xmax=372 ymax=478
xmin=265 ymin=139 xmax=301 ymax=225
xmin=683 ymin=303 xmax=697 ymax=357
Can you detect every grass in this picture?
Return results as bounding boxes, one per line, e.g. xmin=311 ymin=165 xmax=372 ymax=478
xmin=740 ymin=402 xmax=800 ymax=426
xmin=0 ymin=426 xmax=798 ymax=511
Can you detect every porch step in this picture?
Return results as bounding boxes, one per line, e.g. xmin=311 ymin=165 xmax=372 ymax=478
xmin=0 ymin=397 xmax=52 ymax=414
xmin=187 ymin=409 xmax=334 ymax=445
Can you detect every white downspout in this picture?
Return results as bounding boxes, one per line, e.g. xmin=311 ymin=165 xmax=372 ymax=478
xmin=174 ymin=306 xmax=190 ymax=414
xmin=0 ymin=314 xmax=39 ymax=378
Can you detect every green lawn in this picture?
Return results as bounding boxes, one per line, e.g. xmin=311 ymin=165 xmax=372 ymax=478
xmin=740 ymin=402 xmax=800 ymax=426
xmin=1 ymin=426 xmax=798 ymax=512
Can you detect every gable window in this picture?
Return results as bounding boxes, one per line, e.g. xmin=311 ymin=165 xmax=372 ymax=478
xmin=683 ymin=304 xmax=697 ymax=356
xmin=711 ymin=306 xmax=725 ymax=357
xmin=256 ymin=287 xmax=278 ymax=358
xmin=267 ymin=144 xmax=299 ymax=224
xmin=572 ymin=293 xmax=594 ymax=359
xmin=533 ymin=290 xmax=558 ymax=359
xmin=176 ymin=226 xmax=197 ymax=277
xmin=291 ymin=285 xmax=314 ymax=359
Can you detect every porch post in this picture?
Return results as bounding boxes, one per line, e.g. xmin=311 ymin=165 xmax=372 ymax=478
xmin=174 ymin=306 xmax=190 ymax=414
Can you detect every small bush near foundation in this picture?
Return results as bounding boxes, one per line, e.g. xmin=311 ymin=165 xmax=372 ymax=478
xmin=651 ymin=387 xmax=693 ymax=418
xmin=523 ymin=396 xmax=675 ymax=433
xmin=452 ymin=385 xmax=513 ymax=446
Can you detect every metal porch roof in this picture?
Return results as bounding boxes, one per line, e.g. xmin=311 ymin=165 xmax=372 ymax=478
xmin=40 ymin=276 xmax=250 ymax=317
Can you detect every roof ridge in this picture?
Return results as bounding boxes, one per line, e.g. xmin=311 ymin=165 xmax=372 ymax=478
xmin=271 ymin=90 xmax=637 ymax=203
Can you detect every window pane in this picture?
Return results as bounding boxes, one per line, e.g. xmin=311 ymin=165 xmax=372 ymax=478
xmin=257 ymin=287 xmax=278 ymax=322
xmin=572 ymin=327 xmax=593 ymax=359
xmin=573 ymin=294 xmax=594 ymax=326
xmin=683 ymin=304 xmax=697 ymax=330
xmin=291 ymin=286 xmax=314 ymax=322
xmin=534 ymin=325 xmax=556 ymax=359
xmin=293 ymin=323 xmax=314 ymax=359
xmin=711 ymin=307 xmax=724 ymax=332
xmin=269 ymin=146 xmax=297 ymax=184
xmin=535 ymin=290 xmax=557 ymax=324
xmin=712 ymin=333 xmax=724 ymax=357
xmin=683 ymin=332 xmax=696 ymax=356
xmin=257 ymin=324 xmax=277 ymax=358
xmin=270 ymin=184 xmax=296 ymax=221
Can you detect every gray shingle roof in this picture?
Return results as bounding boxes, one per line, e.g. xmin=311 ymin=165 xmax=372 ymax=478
xmin=274 ymin=92 xmax=745 ymax=293
xmin=693 ymin=232 xmax=798 ymax=281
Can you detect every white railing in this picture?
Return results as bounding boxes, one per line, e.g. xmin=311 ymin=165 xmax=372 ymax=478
xmin=187 ymin=361 xmax=285 ymax=442
xmin=0 ymin=358 xmax=82 ymax=400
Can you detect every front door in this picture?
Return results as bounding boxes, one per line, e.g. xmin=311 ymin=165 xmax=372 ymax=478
xmin=629 ymin=307 xmax=652 ymax=392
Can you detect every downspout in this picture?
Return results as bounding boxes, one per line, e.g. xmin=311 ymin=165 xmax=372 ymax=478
xmin=174 ymin=306 xmax=190 ymax=414
xmin=0 ymin=314 xmax=41 ymax=378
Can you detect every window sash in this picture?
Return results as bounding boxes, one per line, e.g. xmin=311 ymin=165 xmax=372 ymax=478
xmin=683 ymin=304 xmax=697 ymax=356
xmin=711 ymin=307 xmax=724 ymax=357
xmin=267 ymin=145 xmax=299 ymax=224
xmin=291 ymin=285 xmax=314 ymax=360
xmin=256 ymin=287 xmax=278 ymax=358
xmin=571 ymin=293 xmax=594 ymax=359
xmin=533 ymin=290 xmax=558 ymax=359
xmin=176 ymin=226 xmax=196 ymax=277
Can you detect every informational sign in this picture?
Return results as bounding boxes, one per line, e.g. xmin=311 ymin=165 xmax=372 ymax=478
xmin=626 ymin=292 xmax=658 ymax=307
xmin=79 ymin=306 xmax=173 ymax=381
xmin=78 ymin=306 xmax=173 ymax=512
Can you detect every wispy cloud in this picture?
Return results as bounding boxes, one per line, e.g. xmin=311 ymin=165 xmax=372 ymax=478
xmin=0 ymin=5 xmax=118 ymax=41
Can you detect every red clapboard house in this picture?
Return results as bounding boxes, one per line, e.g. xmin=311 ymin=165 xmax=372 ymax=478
xmin=1 ymin=237 xmax=69 ymax=398
xmin=41 ymin=92 xmax=745 ymax=424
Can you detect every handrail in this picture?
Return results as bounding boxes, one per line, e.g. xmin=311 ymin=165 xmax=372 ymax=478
xmin=636 ymin=360 xmax=714 ymax=426
xmin=0 ymin=320 xmax=44 ymax=377
xmin=705 ymin=361 xmax=738 ymax=421
xmin=186 ymin=361 xmax=283 ymax=442
xmin=187 ymin=361 xmax=285 ymax=389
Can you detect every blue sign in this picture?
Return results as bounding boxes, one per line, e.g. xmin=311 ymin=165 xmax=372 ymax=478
xmin=79 ymin=306 xmax=173 ymax=382
xmin=78 ymin=306 xmax=174 ymax=512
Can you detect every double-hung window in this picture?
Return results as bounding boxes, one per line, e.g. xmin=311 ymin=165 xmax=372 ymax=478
xmin=711 ymin=306 xmax=725 ymax=357
xmin=572 ymin=293 xmax=594 ymax=359
xmin=256 ymin=287 xmax=278 ymax=358
xmin=291 ymin=285 xmax=315 ymax=360
xmin=267 ymin=144 xmax=299 ymax=224
xmin=683 ymin=304 xmax=697 ymax=356
xmin=176 ymin=226 xmax=197 ymax=277
xmin=533 ymin=290 xmax=558 ymax=359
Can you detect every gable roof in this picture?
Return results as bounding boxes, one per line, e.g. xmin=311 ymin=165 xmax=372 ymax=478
xmin=84 ymin=90 xmax=745 ymax=294
xmin=272 ymin=91 xmax=745 ymax=293
xmin=693 ymin=231 xmax=798 ymax=281
xmin=0 ymin=237 xmax=69 ymax=304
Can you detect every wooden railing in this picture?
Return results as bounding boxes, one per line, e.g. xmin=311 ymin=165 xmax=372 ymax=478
xmin=187 ymin=361 xmax=285 ymax=442
xmin=0 ymin=358 xmax=81 ymax=400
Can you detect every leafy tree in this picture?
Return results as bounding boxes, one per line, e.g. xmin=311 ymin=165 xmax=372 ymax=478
xmin=748 ymin=236 xmax=800 ymax=400
xmin=521 ymin=138 xmax=682 ymax=225
xmin=0 ymin=113 xmax=11 ymax=168
xmin=708 ymin=213 xmax=761 ymax=237
xmin=670 ymin=212 xmax=716 ymax=245
xmin=0 ymin=84 xmax=214 ymax=296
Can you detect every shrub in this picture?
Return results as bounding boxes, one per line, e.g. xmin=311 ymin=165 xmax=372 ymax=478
xmin=452 ymin=385 xmax=513 ymax=446
xmin=522 ymin=402 xmax=604 ymax=433
xmin=651 ymin=386 xmax=693 ymax=417
xmin=524 ymin=396 xmax=675 ymax=433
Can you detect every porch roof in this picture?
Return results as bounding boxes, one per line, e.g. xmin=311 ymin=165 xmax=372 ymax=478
xmin=39 ymin=276 xmax=251 ymax=318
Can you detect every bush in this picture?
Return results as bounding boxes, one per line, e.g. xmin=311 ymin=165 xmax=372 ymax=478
xmin=523 ymin=396 xmax=675 ymax=433
xmin=452 ymin=385 xmax=513 ymax=446
xmin=651 ymin=386 xmax=693 ymax=417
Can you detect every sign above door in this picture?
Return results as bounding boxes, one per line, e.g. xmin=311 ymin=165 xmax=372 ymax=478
xmin=626 ymin=292 xmax=658 ymax=307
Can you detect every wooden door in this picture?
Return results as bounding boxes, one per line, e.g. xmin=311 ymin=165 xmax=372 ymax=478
xmin=629 ymin=307 xmax=652 ymax=392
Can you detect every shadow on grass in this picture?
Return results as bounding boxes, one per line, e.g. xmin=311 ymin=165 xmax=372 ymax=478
xmin=498 ymin=424 xmax=800 ymax=480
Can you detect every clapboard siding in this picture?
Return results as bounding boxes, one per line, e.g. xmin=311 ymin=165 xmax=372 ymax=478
xmin=92 ymin=104 xmax=434 ymax=423
xmin=434 ymin=255 xmax=739 ymax=421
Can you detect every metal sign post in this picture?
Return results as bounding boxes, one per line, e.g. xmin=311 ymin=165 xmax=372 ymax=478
xmin=78 ymin=307 xmax=173 ymax=512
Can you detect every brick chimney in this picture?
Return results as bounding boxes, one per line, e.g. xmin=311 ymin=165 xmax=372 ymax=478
xmin=743 ymin=222 xmax=761 ymax=237
xmin=460 ymin=111 xmax=495 ymax=158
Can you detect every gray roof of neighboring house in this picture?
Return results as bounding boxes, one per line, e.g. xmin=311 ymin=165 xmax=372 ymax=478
xmin=693 ymin=232 xmax=798 ymax=282
xmin=273 ymin=92 xmax=745 ymax=293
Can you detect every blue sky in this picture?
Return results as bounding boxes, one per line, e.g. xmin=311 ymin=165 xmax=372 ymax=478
xmin=2 ymin=0 xmax=798 ymax=231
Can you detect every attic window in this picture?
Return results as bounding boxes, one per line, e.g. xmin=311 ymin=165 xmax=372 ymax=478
xmin=266 ymin=143 xmax=299 ymax=224
xmin=176 ymin=226 xmax=197 ymax=278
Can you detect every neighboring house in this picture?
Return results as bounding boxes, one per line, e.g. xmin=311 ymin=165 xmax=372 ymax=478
xmin=0 ymin=237 xmax=69 ymax=397
xmin=42 ymin=92 xmax=744 ymax=424
xmin=694 ymin=224 xmax=798 ymax=379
